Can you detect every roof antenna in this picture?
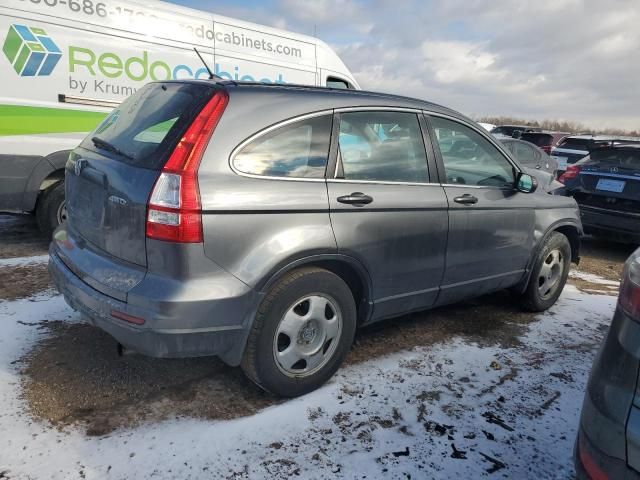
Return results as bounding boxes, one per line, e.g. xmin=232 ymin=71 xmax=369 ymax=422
xmin=193 ymin=47 xmax=217 ymax=80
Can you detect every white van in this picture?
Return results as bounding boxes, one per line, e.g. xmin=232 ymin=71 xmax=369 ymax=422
xmin=0 ymin=0 xmax=359 ymax=233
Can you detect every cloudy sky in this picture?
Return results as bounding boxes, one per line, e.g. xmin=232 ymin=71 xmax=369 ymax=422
xmin=173 ymin=0 xmax=638 ymax=130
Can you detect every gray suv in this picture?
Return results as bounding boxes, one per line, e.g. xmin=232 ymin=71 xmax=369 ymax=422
xmin=49 ymin=81 xmax=582 ymax=396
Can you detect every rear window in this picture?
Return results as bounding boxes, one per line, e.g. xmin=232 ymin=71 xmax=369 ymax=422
xmin=557 ymin=138 xmax=592 ymax=152
xmin=81 ymin=82 xmax=216 ymax=169
xmin=520 ymin=133 xmax=551 ymax=147
xmin=589 ymin=148 xmax=640 ymax=169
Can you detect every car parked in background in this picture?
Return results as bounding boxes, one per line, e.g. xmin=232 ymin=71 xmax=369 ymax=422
xmin=520 ymin=131 xmax=569 ymax=155
xmin=560 ymin=144 xmax=640 ymax=244
xmin=500 ymin=138 xmax=562 ymax=193
xmin=552 ymin=135 xmax=640 ymax=172
xmin=478 ymin=122 xmax=496 ymax=132
xmin=49 ymin=80 xmax=582 ymax=397
xmin=575 ymin=247 xmax=640 ymax=480
xmin=491 ymin=125 xmax=542 ymax=138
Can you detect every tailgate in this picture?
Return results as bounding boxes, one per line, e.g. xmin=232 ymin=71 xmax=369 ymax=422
xmin=65 ymin=82 xmax=217 ymax=267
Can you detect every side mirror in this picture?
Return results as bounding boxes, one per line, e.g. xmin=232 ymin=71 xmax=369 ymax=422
xmin=516 ymin=172 xmax=538 ymax=193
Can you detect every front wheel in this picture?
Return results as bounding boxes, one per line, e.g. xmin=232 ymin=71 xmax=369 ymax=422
xmin=520 ymin=231 xmax=571 ymax=312
xmin=36 ymin=181 xmax=66 ymax=237
xmin=241 ymin=267 xmax=356 ymax=397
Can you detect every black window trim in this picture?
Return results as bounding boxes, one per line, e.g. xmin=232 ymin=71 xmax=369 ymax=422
xmin=229 ymin=109 xmax=335 ymax=182
xmin=328 ymin=107 xmax=439 ymax=186
xmin=424 ymin=111 xmax=523 ymax=190
xmin=326 ymin=76 xmax=353 ymax=89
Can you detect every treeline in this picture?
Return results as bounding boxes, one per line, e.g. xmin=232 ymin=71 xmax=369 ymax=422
xmin=475 ymin=116 xmax=640 ymax=137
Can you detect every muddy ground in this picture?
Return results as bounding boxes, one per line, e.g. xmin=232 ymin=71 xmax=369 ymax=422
xmin=1 ymin=213 xmax=636 ymax=436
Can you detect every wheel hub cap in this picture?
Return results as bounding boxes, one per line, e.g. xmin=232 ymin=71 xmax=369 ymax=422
xmin=537 ymin=249 xmax=564 ymax=299
xmin=273 ymin=294 xmax=343 ymax=378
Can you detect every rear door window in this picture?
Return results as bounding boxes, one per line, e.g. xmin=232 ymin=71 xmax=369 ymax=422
xmin=337 ymin=111 xmax=429 ymax=183
xmin=81 ymin=82 xmax=216 ymax=170
xmin=233 ymin=115 xmax=332 ymax=179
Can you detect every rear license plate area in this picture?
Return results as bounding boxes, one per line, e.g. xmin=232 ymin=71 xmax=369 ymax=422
xmin=596 ymin=178 xmax=626 ymax=193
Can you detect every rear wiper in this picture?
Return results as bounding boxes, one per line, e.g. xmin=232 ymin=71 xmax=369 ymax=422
xmin=91 ymin=136 xmax=135 ymax=161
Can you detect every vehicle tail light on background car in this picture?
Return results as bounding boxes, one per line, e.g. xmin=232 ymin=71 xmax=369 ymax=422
xmin=558 ymin=165 xmax=581 ymax=184
xmin=619 ymin=249 xmax=640 ymax=319
xmin=146 ymin=91 xmax=228 ymax=243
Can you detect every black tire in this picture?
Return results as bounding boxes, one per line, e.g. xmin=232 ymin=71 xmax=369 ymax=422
xmin=241 ymin=267 xmax=357 ymax=397
xmin=36 ymin=181 xmax=66 ymax=237
xmin=520 ymin=231 xmax=571 ymax=312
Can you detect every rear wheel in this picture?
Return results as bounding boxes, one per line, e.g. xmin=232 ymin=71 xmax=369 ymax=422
xmin=520 ymin=231 xmax=571 ymax=312
xmin=241 ymin=267 xmax=356 ymax=397
xmin=36 ymin=181 xmax=66 ymax=237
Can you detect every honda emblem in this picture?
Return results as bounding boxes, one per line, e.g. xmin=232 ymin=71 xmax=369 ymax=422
xmin=74 ymin=159 xmax=86 ymax=176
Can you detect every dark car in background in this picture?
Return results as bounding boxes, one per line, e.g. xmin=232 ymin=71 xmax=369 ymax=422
xmin=561 ymin=144 xmax=640 ymax=244
xmin=575 ymin=247 xmax=640 ymax=479
xmin=552 ymin=135 xmax=640 ymax=172
xmin=491 ymin=124 xmax=542 ymax=138
xmin=520 ymin=131 xmax=569 ymax=155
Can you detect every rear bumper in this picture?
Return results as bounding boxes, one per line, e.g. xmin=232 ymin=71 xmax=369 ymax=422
xmin=575 ymin=307 xmax=640 ymax=478
xmin=579 ymin=205 xmax=640 ymax=242
xmin=575 ymin=428 xmax=640 ymax=480
xmin=49 ymin=244 xmax=259 ymax=365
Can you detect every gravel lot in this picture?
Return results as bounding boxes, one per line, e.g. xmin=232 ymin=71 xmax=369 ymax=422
xmin=0 ymin=213 xmax=635 ymax=478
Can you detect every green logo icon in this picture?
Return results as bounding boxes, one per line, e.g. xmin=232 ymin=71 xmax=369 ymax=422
xmin=3 ymin=24 xmax=62 ymax=76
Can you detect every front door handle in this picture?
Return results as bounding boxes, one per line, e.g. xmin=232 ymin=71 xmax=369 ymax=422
xmin=337 ymin=192 xmax=373 ymax=206
xmin=453 ymin=194 xmax=478 ymax=205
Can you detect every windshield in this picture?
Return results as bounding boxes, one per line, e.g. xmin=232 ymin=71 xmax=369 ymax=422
xmin=81 ymin=82 xmax=216 ymax=170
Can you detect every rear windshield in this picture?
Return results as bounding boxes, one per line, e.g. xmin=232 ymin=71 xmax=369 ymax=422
xmin=520 ymin=133 xmax=551 ymax=147
xmin=556 ymin=138 xmax=592 ymax=152
xmin=589 ymin=148 xmax=640 ymax=169
xmin=81 ymin=82 xmax=215 ymax=169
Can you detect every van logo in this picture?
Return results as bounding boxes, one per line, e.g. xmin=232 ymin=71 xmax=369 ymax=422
xmin=610 ymin=167 xmax=619 ymax=173
xmin=74 ymin=159 xmax=86 ymax=176
xmin=108 ymin=195 xmax=127 ymax=206
xmin=2 ymin=24 xmax=62 ymax=77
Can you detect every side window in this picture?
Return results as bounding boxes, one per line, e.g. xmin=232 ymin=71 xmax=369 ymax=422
xmin=326 ymin=77 xmax=351 ymax=89
xmin=233 ymin=115 xmax=332 ymax=179
xmin=337 ymin=111 xmax=428 ymax=183
xmin=515 ymin=142 xmax=536 ymax=165
xmin=430 ymin=116 xmax=516 ymax=187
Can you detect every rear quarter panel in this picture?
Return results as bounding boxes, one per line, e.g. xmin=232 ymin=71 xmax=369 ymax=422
xmin=198 ymin=90 xmax=338 ymax=288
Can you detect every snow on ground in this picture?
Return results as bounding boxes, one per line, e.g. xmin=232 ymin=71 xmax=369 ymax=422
xmin=569 ymin=269 xmax=620 ymax=287
xmin=0 ymin=255 xmax=50 ymax=268
xmin=0 ymin=284 xmax=616 ymax=479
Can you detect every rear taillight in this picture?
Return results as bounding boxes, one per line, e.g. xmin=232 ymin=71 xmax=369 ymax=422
xmin=619 ymin=249 xmax=640 ymax=319
xmin=146 ymin=91 xmax=228 ymax=243
xmin=578 ymin=434 xmax=609 ymax=480
xmin=558 ymin=164 xmax=581 ymax=184
xmin=541 ymin=145 xmax=552 ymax=154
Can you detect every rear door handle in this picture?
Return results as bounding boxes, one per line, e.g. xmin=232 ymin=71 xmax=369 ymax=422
xmin=453 ymin=194 xmax=478 ymax=205
xmin=337 ymin=192 xmax=373 ymax=206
